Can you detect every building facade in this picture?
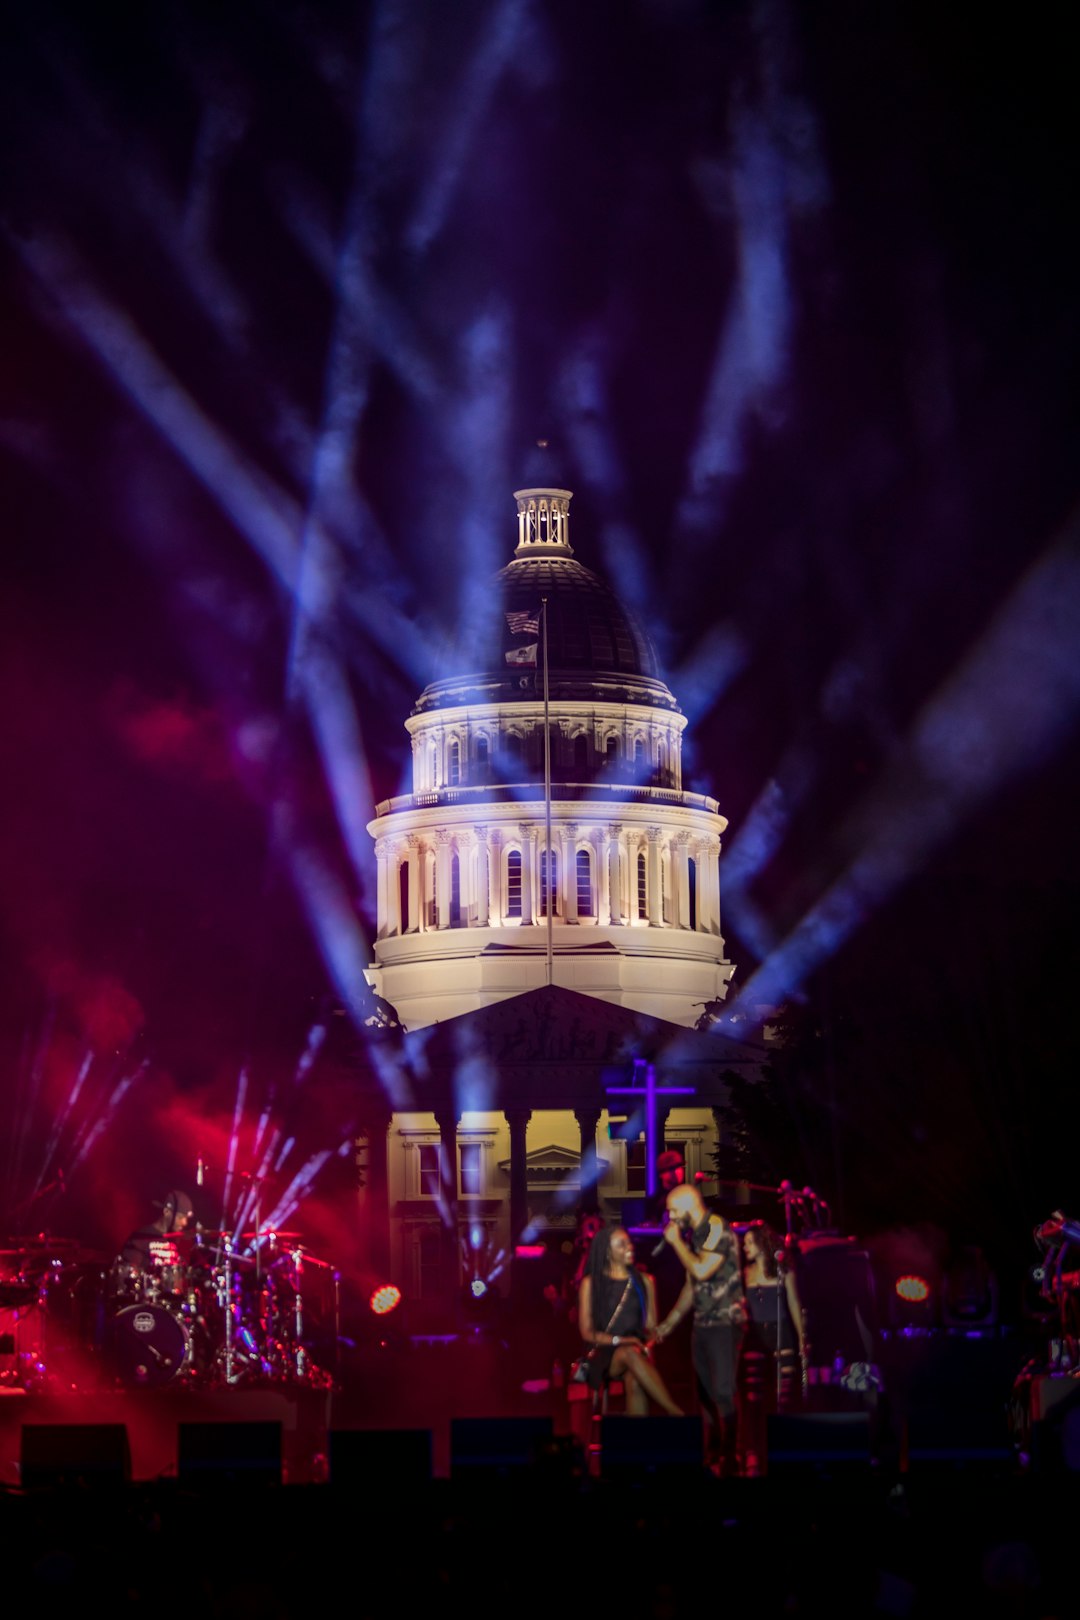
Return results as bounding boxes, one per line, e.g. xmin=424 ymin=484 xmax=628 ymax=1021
xmin=358 ymin=488 xmax=759 ymax=1321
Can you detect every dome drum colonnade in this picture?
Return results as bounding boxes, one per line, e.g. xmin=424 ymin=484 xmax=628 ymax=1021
xmin=373 ymin=808 xmax=723 ymax=936
xmin=366 ymin=487 xmax=734 ymax=1030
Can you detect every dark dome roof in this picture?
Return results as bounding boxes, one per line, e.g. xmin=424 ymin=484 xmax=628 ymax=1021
xmin=499 ymin=552 xmax=658 ymax=678
xmin=413 ymin=492 xmax=680 ymax=716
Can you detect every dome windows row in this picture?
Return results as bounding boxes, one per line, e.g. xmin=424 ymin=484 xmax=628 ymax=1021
xmin=411 ymin=718 xmax=683 ymax=794
xmin=374 ymin=826 xmax=720 ymax=937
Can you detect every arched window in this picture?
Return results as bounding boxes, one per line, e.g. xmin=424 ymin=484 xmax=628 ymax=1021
xmin=540 ymin=848 xmax=558 ymax=917
xmin=506 ymin=732 xmax=523 ymax=763
xmin=429 ymin=743 xmax=437 ymax=789
xmin=447 ymin=739 xmax=461 ymax=787
xmin=636 ymin=851 xmax=647 ymax=919
xmin=450 ymin=853 xmax=461 ymax=927
xmin=476 ymin=735 xmax=489 ymax=777
xmin=398 ymin=861 xmax=409 ymax=933
xmin=573 ymin=734 xmax=588 ymax=775
xmin=506 ymin=850 xmax=522 ymax=919
xmin=688 ymin=857 xmax=697 ymax=931
xmin=576 ymin=848 xmax=594 ymax=917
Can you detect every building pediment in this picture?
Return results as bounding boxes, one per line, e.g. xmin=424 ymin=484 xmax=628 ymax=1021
xmin=357 ymin=984 xmax=766 ymax=1112
xmin=496 ymin=1142 xmax=610 ymax=1181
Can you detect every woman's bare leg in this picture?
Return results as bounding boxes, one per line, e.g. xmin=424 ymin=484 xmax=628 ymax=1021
xmin=623 ymin=1366 xmax=649 ymax=1415
xmin=612 ymin=1347 xmax=683 ymax=1416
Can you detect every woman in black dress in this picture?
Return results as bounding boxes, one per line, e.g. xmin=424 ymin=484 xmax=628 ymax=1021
xmin=738 ymin=1221 xmax=806 ymax=1473
xmin=578 ymin=1226 xmax=683 ymax=1416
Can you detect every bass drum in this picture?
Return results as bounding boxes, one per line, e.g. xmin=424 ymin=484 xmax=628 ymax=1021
xmin=110 ymin=1304 xmax=190 ymax=1387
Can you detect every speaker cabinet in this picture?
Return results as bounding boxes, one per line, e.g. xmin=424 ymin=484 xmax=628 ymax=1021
xmin=328 ymin=1427 xmax=433 ymax=1487
xmin=904 ymin=1408 xmax=1013 ymax=1468
xmin=767 ymin=1412 xmax=871 ymax=1470
xmin=600 ymin=1414 xmax=704 ymax=1480
xmin=177 ymin=1420 xmax=282 ymax=1486
xmin=21 ymin=1423 xmax=131 ymax=1489
xmin=450 ymin=1416 xmax=553 ymax=1475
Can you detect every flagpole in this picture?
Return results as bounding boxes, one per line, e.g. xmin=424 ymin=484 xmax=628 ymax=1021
xmin=542 ymin=597 xmax=553 ymax=986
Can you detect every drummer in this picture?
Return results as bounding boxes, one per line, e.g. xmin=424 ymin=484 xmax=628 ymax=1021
xmin=119 ymin=1189 xmax=197 ymax=1296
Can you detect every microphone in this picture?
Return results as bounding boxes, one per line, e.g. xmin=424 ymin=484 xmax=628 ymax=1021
xmin=651 ymin=1221 xmax=674 ymax=1259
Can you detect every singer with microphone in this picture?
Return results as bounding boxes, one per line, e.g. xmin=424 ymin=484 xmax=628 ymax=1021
xmin=654 ymin=1184 xmax=746 ymax=1475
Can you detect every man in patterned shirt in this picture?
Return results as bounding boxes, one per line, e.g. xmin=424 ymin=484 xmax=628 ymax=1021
xmin=655 ymin=1183 xmax=746 ymax=1473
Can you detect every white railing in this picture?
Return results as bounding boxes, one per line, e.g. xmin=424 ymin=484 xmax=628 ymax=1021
xmin=374 ymin=782 xmax=720 ymax=817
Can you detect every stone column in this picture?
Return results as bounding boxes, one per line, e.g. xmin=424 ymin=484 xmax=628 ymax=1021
xmin=705 ymin=838 xmax=722 ymax=935
xmin=646 ymin=827 xmax=663 ymax=927
xmin=417 ymin=841 xmax=431 ymax=932
xmin=563 ymin=822 xmax=579 ymax=923
xmin=674 ymin=831 xmax=691 ymax=930
xmin=488 ymin=830 xmax=503 ymax=925
xmin=386 ymin=842 xmax=403 ymax=937
xmin=457 ymin=832 xmax=472 ymax=925
xmin=375 ymin=841 xmax=389 ymax=940
xmin=362 ymin=1104 xmax=392 ymax=1277
xmin=520 ymin=827 xmax=536 ymax=925
xmin=405 ymin=837 xmax=420 ymax=933
xmin=575 ymin=1107 xmax=603 ymax=1202
xmin=474 ymin=825 xmax=490 ymax=927
xmin=607 ymin=824 xmax=623 ymax=924
xmin=435 ymin=830 xmax=452 ymax=930
xmin=594 ymin=830 xmax=609 ymax=925
xmin=434 ymin=1106 xmax=460 ymax=1292
xmin=506 ymin=1108 xmax=532 ymax=1244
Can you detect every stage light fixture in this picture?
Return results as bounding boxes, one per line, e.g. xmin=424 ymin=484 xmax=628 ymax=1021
xmin=895 ymin=1274 xmax=930 ymax=1304
xmin=370 ymin=1284 xmax=402 ymax=1315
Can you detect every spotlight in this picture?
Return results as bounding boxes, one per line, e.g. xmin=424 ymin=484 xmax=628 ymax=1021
xmin=469 ymin=1279 xmax=488 ymax=1299
xmin=370 ymin=1284 xmax=402 ymax=1316
xmin=889 ymin=1272 xmax=937 ymax=1335
xmin=895 ymin=1274 xmax=930 ymax=1304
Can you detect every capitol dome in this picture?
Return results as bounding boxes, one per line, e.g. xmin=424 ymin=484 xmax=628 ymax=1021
xmin=366 ymin=486 xmax=734 ymax=1030
xmin=413 ymin=489 xmax=679 ymax=718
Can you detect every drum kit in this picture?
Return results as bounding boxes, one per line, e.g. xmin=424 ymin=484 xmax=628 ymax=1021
xmin=0 ymin=1225 xmax=339 ymax=1394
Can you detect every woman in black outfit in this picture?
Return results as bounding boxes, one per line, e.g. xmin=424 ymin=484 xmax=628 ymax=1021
xmin=577 ymin=1226 xmax=683 ymax=1416
xmin=738 ymin=1221 xmax=806 ymax=1473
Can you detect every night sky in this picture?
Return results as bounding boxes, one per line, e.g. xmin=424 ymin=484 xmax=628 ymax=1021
xmin=1 ymin=2 xmax=1078 ymax=1295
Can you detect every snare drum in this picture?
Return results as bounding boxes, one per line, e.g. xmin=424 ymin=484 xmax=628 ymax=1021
xmin=110 ymin=1303 xmax=190 ymax=1386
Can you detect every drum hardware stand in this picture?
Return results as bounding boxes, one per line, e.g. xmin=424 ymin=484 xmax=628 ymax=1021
xmin=221 ymin=1235 xmax=238 ymax=1385
xmin=291 ymin=1248 xmax=307 ymax=1380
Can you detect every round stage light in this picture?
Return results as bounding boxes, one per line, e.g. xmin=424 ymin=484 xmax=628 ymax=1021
xmin=370 ymin=1283 xmax=402 ymax=1315
xmin=895 ymin=1273 xmax=930 ymax=1303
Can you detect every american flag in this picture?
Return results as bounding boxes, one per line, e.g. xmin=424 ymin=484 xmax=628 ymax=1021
xmin=505 ymin=609 xmax=540 ymax=636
